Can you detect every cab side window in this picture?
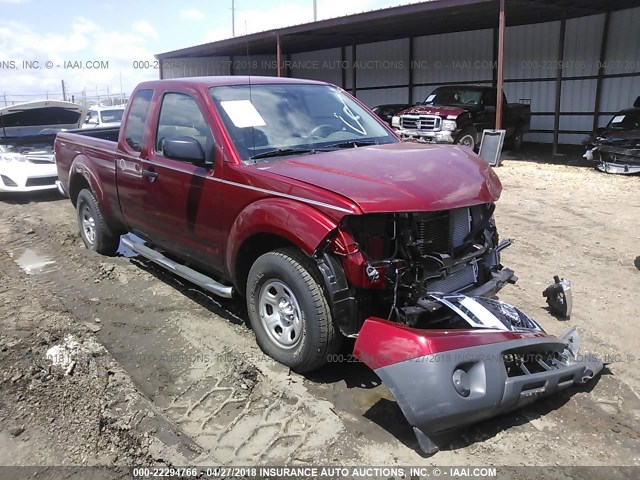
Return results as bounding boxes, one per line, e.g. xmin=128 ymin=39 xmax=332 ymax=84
xmin=483 ymin=89 xmax=497 ymax=107
xmin=155 ymin=93 xmax=213 ymax=163
xmin=123 ymin=89 xmax=153 ymax=152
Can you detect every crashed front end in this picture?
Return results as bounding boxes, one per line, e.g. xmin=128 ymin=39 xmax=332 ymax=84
xmin=322 ymin=202 xmax=516 ymax=336
xmin=353 ymin=295 xmax=603 ymax=455
xmin=318 ymin=204 xmax=601 ymax=455
xmin=584 ymin=142 xmax=640 ymax=175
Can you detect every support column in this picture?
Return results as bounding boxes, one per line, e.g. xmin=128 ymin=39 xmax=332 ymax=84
xmin=351 ymin=42 xmax=357 ymax=96
xmin=552 ymin=19 xmax=566 ymax=155
xmin=341 ymin=46 xmax=346 ymax=89
xmin=593 ymin=12 xmax=610 ymax=132
xmin=495 ymin=0 xmax=506 ymax=130
xmin=408 ymin=37 xmax=415 ymax=105
xmin=276 ymin=33 xmax=282 ymax=77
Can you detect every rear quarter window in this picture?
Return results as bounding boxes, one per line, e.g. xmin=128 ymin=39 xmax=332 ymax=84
xmin=123 ymin=89 xmax=153 ymax=151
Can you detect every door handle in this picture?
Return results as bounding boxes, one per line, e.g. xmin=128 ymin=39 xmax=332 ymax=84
xmin=142 ymin=169 xmax=158 ymax=182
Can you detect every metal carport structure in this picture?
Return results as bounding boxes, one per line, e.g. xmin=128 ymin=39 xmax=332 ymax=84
xmin=156 ymin=0 xmax=640 ymax=149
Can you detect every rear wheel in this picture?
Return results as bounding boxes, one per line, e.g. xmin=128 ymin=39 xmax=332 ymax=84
xmin=456 ymin=128 xmax=477 ymax=151
xmin=509 ymin=128 xmax=523 ymax=151
xmin=246 ymin=247 xmax=342 ymax=373
xmin=76 ymin=189 xmax=119 ymax=255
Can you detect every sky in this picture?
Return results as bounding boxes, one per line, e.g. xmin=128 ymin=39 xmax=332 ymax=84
xmin=0 ymin=0 xmax=425 ymax=103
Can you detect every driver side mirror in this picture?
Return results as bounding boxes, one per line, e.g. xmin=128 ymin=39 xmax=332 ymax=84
xmin=162 ymin=136 xmax=212 ymax=166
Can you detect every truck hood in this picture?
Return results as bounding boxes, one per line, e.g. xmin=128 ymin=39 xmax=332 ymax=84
xmin=259 ymin=142 xmax=502 ymax=213
xmin=399 ymin=104 xmax=471 ymax=118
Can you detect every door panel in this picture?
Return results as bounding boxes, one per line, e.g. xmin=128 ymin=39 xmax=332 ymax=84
xmin=115 ymin=89 xmax=154 ymax=235
xmin=140 ymin=90 xmax=223 ymax=273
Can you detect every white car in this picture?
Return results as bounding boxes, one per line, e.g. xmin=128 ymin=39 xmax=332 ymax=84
xmin=0 ymin=100 xmax=86 ymax=195
xmin=81 ymin=105 xmax=126 ymax=129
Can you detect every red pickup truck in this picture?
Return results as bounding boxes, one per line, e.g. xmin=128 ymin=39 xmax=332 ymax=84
xmin=54 ymin=76 xmax=600 ymax=454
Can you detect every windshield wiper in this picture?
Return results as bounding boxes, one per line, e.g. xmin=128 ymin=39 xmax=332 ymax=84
xmin=249 ymin=148 xmax=316 ymax=160
xmin=322 ymin=140 xmax=378 ymax=149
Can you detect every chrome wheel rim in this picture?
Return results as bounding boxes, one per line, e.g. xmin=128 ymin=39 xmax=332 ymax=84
xmin=81 ymin=205 xmax=96 ymax=245
xmin=258 ymin=279 xmax=302 ymax=349
xmin=459 ymin=135 xmax=474 ymax=148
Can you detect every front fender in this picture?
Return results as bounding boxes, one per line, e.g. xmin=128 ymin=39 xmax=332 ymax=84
xmin=226 ymin=198 xmax=340 ymax=280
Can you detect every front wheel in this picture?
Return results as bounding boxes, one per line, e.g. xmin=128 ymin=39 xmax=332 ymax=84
xmin=456 ymin=128 xmax=477 ymax=151
xmin=246 ymin=248 xmax=342 ymax=373
xmin=76 ymin=189 xmax=120 ymax=255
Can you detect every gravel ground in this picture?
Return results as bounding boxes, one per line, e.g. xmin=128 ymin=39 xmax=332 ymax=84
xmin=0 ymin=156 xmax=638 ymax=474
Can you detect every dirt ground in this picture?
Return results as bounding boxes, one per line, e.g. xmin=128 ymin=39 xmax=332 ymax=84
xmin=0 ymin=153 xmax=639 ymax=474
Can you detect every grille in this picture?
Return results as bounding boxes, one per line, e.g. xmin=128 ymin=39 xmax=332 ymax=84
xmin=427 ymin=264 xmax=477 ymax=293
xmin=25 ymin=176 xmax=57 ymax=187
xmin=401 ymin=114 xmax=441 ymax=131
xmin=1 ymin=175 xmax=18 ymax=187
xmin=503 ymin=348 xmax=567 ymax=378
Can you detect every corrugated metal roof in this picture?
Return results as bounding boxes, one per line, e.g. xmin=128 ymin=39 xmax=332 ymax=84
xmin=156 ymin=0 xmax=640 ymax=59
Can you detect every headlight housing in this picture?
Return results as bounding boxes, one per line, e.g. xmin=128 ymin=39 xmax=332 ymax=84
xmin=391 ymin=116 xmax=401 ymax=128
xmin=442 ymin=119 xmax=457 ymax=131
xmin=0 ymin=152 xmax=27 ymax=163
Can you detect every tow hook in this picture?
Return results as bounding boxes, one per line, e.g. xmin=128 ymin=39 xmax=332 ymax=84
xmin=365 ymin=264 xmax=380 ymax=282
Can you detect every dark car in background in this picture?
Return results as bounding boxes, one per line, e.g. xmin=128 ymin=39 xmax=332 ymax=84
xmin=584 ymin=97 xmax=640 ymax=174
xmin=371 ymin=104 xmax=411 ymax=126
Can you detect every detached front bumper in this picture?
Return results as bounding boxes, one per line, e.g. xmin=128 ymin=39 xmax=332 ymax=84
xmin=354 ymin=309 xmax=602 ymax=455
xmin=394 ymin=128 xmax=455 ymax=143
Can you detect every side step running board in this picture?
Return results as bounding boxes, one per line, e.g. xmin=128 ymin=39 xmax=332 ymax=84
xmin=121 ymin=234 xmax=233 ymax=298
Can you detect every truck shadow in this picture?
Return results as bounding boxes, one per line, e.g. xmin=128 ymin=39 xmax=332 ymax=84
xmin=634 ymin=256 xmax=640 ymax=271
xmin=128 ymin=257 xmax=248 ymax=327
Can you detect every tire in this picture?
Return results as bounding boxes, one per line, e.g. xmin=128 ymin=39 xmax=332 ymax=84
xmin=456 ymin=128 xmax=477 ymax=151
xmin=509 ymin=128 xmax=523 ymax=151
xmin=76 ymin=189 xmax=120 ymax=255
xmin=246 ymin=247 xmax=342 ymax=373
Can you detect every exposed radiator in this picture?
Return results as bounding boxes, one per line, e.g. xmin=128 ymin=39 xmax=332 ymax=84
xmin=426 ymin=264 xmax=478 ymax=294
xmin=415 ymin=207 xmax=472 ymax=255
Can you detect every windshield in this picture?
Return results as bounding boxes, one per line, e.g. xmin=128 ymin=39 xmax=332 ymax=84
xmin=100 ymin=109 xmax=124 ymax=123
xmin=608 ymin=111 xmax=640 ymax=129
xmin=209 ymin=83 xmax=397 ymax=162
xmin=423 ymin=87 xmax=483 ymax=107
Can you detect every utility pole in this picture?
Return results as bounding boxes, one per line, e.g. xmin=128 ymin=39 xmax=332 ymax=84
xmin=232 ymin=0 xmax=235 ymax=37
xmin=2 ymin=93 xmax=6 ymax=107
xmin=61 ymin=80 xmax=67 ymax=101
xmin=313 ymin=0 xmax=317 ymax=21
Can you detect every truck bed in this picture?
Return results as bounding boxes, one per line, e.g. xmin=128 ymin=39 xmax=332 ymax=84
xmin=54 ymin=127 xmax=124 ymax=229
xmin=66 ymin=126 xmax=120 ymax=143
